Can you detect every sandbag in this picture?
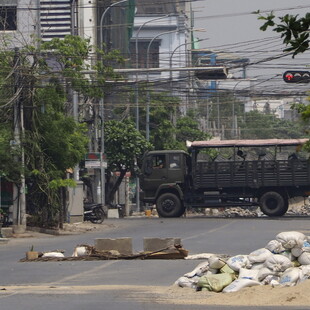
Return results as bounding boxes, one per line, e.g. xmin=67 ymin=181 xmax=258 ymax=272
xmin=226 ymin=255 xmax=250 ymax=271
xmin=276 ymin=231 xmax=306 ymax=249
xmin=220 ymin=264 xmax=237 ymax=276
xmin=279 ymin=267 xmax=303 ymax=286
xmin=209 ymin=255 xmax=226 ymax=269
xmin=300 ymin=265 xmax=310 ymax=280
xmin=265 ymin=239 xmax=285 ymax=254
xmin=248 ymin=248 xmax=273 ymax=264
xmin=222 ymin=278 xmax=261 ymax=293
xmin=184 ymin=261 xmax=209 ymax=277
xmin=291 ymin=240 xmax=310 ymax=258
xmin=264 ymin=254 xmax=292 ymax=272
xmin=291 ymin=247 xmax=303 ymax=258
xmin=250 ymin=263 xmax=264 ymax=270
xmin=261 ymin=274 xmax=280 ymax=286
xmin=238 ymin=268 xmax=259 ymax=281
xmin=298 ymin=252 xmax=310 ymax=265
xmin=175 ymin=276 xmax=199 ymax=288
xmin=42 ymin=252 xmax=65 ymax=258
xmin=257 ymin=267 xmax=277 ymax=281
xmin=197 ymin=273 xmax=234 ymax=292
xmin=279 ymin=250 xmax=296 ymax=261
xmin=72 ymin=246 xmax=91 ymax=257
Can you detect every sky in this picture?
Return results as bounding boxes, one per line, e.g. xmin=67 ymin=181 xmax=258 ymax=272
xmin=191 ymin=0 xmax=310 ymax=96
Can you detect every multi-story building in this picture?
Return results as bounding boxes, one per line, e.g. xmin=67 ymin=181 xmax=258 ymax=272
xmin=130 ymin=0 xmax=194 ymax=112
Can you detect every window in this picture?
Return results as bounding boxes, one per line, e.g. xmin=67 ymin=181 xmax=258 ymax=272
xmin=169 ymin=154 xmax=181 ymax=169
xmin=152 ymin=155 xmax=165 ymax=169
xmin=0 ymin=6 xmax=16 ymax=31
xmin=130 ymin=40 xmax=160 ymax=68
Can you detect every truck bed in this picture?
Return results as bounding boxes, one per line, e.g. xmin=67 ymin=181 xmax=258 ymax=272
xmin=194 ymin=159 xmax=310 ymax=189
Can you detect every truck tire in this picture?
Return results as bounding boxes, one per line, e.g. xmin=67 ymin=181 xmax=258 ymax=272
xmin=259 ymin=191 xmax=288 ymax=217
xmin=156 ymin=193 xmax=185 ymax=217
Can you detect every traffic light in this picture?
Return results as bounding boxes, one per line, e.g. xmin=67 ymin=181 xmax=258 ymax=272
xmin=283 ymin=71 xmax=310 ymax=83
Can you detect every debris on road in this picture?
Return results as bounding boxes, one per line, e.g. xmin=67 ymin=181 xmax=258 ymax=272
xmin=175 ymin=231 xmax=310 ymax=293
xmin=20 ymin=244 xmax=188 ymax=262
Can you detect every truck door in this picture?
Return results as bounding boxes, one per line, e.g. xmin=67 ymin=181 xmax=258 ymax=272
xmin=141 ymin=154 xmax=168 ymax=196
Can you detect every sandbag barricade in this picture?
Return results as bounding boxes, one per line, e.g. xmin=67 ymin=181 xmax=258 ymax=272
xmin=175 ymin=231 xmax=310 ymax=293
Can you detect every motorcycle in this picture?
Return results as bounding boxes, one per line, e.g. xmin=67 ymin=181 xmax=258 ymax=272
xmin=84 ymin=203 xmax=106 ymax=224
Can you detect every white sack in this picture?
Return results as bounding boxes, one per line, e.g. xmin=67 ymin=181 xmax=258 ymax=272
xmin=300 ymin=265 xmax=310 ymax=280
xmin=292 ymin=240 xmax=310 ymax=258
xmin=257 ymin=267 xmax=277 ymax=281
xmin=248 ymin=248 xmax=273 ymax=264
xmin=208 ymin=255 xmax=226 ymax=269
xmin=250 ymin=263 xmax=265 ymax=270
xmin=72 ymin=246 xmax=90 ymax=257
xmin=264 ymin=254 xmax=292 ymax=272
xmin=185 ymin=253 xmax=214 ymax=260
xmin=298 ymin=252 xmax=310 ymax=265
xmin=291 ymin=247 xmax=303 ymax=258
xmin=175 ymin=276 xmax=199 ymax=288
xmin=42 ymin=252 xmax=65 ymax=258
xmin=279 ymin=267 xmax=303 ymax=287
xmin=238 ymin=268 xmax=259 ymax=281
xmin=184 ymin=261 xmax=209 ymax=278
xmin=279 ymin=250 xmax=296 ymax=261
xmin=276 ymin=231 xmax=306 ymax=249
xmin=265 ymin=240 xmax=285 ymax=254
xmin=222 ymin=278 xmax=261 ymax=293
xmin=226 ymin=255 xmax=250 ymax=271
xmin=261 ymin=274 xmax=280 ymax=286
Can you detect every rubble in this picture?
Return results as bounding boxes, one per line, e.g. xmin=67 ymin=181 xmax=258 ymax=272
xmin=20 ymin=244 xmax=188 ymax=262
xmin=175 ymin=231 xmax=310 ymax=293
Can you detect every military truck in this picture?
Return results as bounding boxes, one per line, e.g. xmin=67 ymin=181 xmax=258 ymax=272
xmin=139 ymin=139 xmax=310 ymax=217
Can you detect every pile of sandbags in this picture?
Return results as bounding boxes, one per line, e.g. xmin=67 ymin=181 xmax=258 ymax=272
xmin=175 ymin=231 xmax=310 ymax=293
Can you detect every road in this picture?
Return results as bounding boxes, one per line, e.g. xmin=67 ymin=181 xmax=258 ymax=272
xmin=0 ymin=216 xmax=310 ymax=310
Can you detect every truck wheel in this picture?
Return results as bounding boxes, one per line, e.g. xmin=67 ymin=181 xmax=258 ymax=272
xmin=156 ymin=193 xmax=184 ymax=217
xmin=259 ymin=191 xmax=288 ymax=217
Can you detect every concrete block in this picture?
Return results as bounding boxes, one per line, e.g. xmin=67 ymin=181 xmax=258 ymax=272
xmin=107 ymin=209 xmax=119 ymax=219
xmin=143 ymin=238 xmax=182 ymax=252
xmin=69 ymin=215 xmax=84 ymax=223
xmin=95 ymin=238 xmax=132 ymax=255
xmin=1 ymin=227 xmax=13 ymax=238
xmin=0 ymin=238 xmax=9 ymax=245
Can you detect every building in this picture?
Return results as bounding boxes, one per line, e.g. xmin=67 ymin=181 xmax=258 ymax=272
xmin=130 ymin=0 xmax=194 ymax=112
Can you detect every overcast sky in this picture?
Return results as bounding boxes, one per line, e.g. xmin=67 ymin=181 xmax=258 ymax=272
xmin=191 ymin=0 xmax=310 ymax=95
xmin=192 ymin=0 xmax=310 ymax=48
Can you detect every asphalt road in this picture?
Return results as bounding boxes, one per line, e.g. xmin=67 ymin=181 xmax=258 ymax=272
xmin=0 ymin=216 xmax=310 ymax=310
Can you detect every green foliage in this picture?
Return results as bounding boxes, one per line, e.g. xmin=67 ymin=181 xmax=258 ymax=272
xmin=104 ymin=119 xmax=152 ymax=173
xmin=257 ymin=11 xmax=310 ymax=57
xmin=240 ymin=110 xmax=307 ymax=139
xmin=0 ymin=35 xmax=122 ymax=227
xmin=104 ymin=119 xmax=152 ymax=204
xmin=176 ymin=110 xmax=211 ymax=144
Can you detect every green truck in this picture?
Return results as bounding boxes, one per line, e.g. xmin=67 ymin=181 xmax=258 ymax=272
xmin=139 ymin=138 xmax=310 ymax=217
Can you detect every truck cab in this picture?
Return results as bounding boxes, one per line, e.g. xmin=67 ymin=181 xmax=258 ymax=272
xmin=140 ymin=150 xmax=189 ymax=216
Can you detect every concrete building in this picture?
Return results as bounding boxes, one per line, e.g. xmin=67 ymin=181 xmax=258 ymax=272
xmin=130 ymin=0 xmax=194 ymax=111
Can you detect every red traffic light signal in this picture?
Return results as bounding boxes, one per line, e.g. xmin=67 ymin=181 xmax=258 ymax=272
xmin=283 ymin=71 xmax=310 ymax=83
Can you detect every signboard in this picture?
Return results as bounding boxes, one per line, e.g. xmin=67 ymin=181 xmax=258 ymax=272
xmin=85 ymin=152 xmax=106 ymax=161
xmin=85 ymin=160 xmax=107 ymax=169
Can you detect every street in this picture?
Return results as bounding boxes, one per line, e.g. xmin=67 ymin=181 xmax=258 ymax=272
xmin=0 ymin=216 xmax=310 ymax=310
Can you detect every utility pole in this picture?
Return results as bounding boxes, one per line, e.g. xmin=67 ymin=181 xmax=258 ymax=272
xmin=13 ymin=48 xmax=26 ymax=233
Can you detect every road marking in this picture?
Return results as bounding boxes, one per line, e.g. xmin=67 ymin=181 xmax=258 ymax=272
xmin=182 ymin=220 xmax=234 ymax=241
xmin=50 ymin=260 xmax=118 ymax=285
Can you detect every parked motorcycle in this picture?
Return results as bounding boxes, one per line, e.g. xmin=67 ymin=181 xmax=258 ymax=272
xmin=84 ymin=203 xmax=106 ymax=224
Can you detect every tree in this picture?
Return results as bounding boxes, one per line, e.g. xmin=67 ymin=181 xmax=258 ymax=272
xmin=176 ymin=109 xmax=211 ymax=145
xmin=257 ymin=11 xmax=310 ymax=57
xmin=104 ymin=119 xmax=152 ymax=205
xmin=240 ymin=110 xmax=307 ymax=139
xmin=257 ymin=11 xmax=310 ymax=148
xmin=0 ymin=35 xmax=123 ymax=227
